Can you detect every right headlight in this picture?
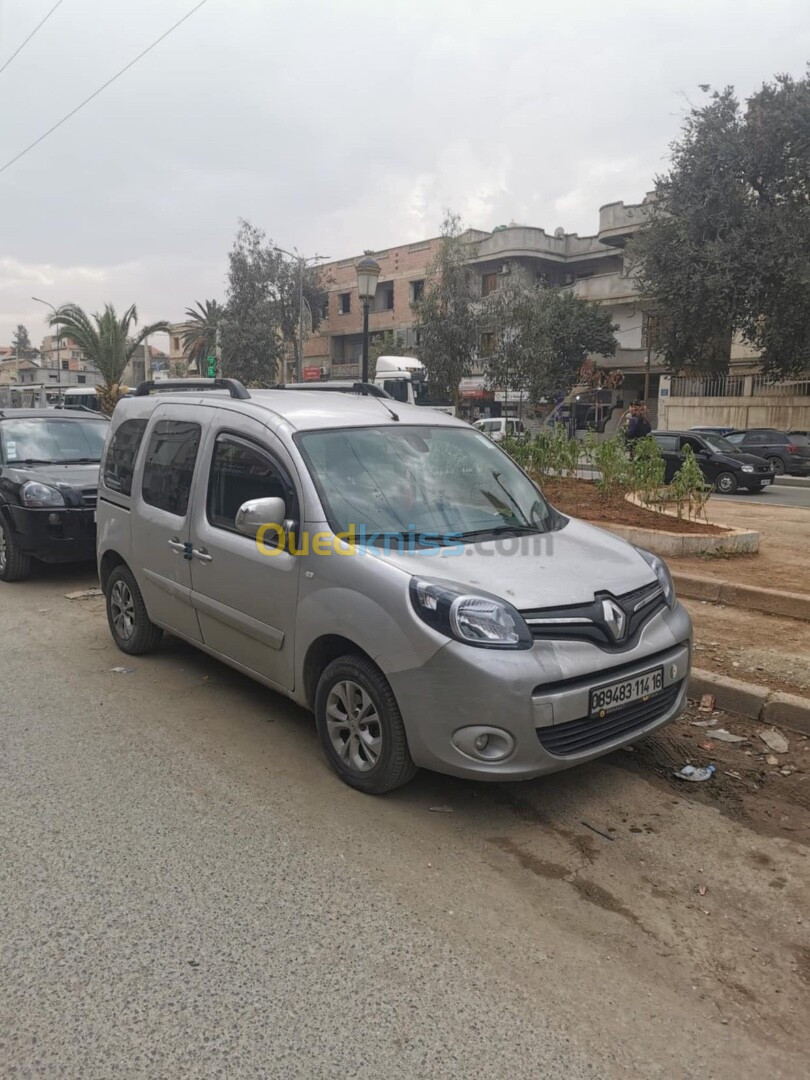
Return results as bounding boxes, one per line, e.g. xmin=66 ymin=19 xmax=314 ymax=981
xmin=410 ymin=578 xmax=532 ymax=649
xmin=635 ymin=547 xmax=676 ymax=609
xmin=20 ymin=480 xmax=65 ymax=508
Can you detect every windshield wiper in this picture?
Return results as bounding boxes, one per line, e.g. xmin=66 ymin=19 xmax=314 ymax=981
xmin=10 ymin=458 xmax=59 ymax=465
xmin=456 ymin=524 xmax=540 ymax=541
xmin=59 ymin=458 xmax=100 ymax=464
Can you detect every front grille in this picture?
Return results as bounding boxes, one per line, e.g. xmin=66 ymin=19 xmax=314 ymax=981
xmin=81 ymin=488 xmax=97 ymax=507
xmin=522 ymin=581 xmax=664 ymax=651
xmin=537 ymin=681 xmax=683 ymax=757
xmin=755 ymin=465 xmax=771 ymax=473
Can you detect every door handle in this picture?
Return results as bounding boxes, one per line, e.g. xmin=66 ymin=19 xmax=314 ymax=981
xmin=192 ymin=547 xmax=213 ymax=563
xmin=168 ymin=537 xmax=186 ymax=553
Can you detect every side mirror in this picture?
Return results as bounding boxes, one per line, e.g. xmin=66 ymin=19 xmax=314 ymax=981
xmin=235 ymin=496 xmax=286 ymax=538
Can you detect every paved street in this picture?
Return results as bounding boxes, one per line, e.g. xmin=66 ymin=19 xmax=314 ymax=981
xmin=711 ymin=478 xmax=810 ymax=509
xmin=2 ymin=566 xmax=809 ymax=1079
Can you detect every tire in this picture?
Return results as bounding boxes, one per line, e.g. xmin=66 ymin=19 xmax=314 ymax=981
xmin=314 ymin=654 xmax=417 ymax=794
xmin=767 ymin=456 xmax=786 ymax=476
xmin=714 ymin=471 xmax=738 ymax=495
xmin=0 ymin=515 xmax=32 ymax=582
xmin=105 ymin=564 xmax=163 ymax=655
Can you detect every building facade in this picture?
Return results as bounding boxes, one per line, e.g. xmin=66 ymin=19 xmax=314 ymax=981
xmin=302 ymin=196 xmax=667 ymax=417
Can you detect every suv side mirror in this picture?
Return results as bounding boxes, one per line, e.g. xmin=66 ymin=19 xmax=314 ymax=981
xmin=235 ymin=496 xmax=286 ymax=538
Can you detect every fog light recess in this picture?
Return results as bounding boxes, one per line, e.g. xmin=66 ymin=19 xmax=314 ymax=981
xmin=452 ymin=726 xmax=515 ymax=763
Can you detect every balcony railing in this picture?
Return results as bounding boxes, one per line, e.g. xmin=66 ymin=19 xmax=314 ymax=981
xmin=670 ymin=373 xmax=810 ymax=399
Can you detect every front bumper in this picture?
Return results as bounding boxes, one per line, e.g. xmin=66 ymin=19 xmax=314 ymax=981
xmin=5 ymin=505 xmax=97 ymax=562
xmin=388 ymin=602 xmax=692 ymax=781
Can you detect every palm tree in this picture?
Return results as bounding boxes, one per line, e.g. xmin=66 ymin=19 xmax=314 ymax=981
xmin=50 ymin=303 xmax=169 ymax=414
xmin=181 ymin=299 xmax=222 ymax=373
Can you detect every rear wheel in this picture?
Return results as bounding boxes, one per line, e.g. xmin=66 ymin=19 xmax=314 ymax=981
xmin=314 ymin=654 xmax=417 ymax=793
xmin=0 ymin=516 xmax=32 ymax=582
xmin=714 ymin=471 xmax=738 ymax=495
xmin=766 ymin=456 xmax=785 ymax=476
xmin=105 ymin=564 xmax=163 ymax=655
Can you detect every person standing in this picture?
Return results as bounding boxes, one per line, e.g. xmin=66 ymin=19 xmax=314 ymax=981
xmin=625 ymin=401 xmax=652 ymax=448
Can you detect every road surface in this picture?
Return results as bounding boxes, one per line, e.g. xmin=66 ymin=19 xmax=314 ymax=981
xmin=2 ymin=566 xmax=808 ymax=1078
xmin=711 ymin=478 xmax=810 ymax=509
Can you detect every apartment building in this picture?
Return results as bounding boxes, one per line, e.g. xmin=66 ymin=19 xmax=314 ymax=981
xmin=303 ymin=196 xmax=663 ymax=412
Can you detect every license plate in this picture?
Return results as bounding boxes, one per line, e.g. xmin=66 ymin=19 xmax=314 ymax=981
xmin=590 ymin=666 xmax=664 ymax=717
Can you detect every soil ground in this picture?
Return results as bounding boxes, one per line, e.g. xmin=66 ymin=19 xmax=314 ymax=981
xmin=684 ymin=598 xmax=810 ymax=699
xmin=666 ymin=499 xmax=810 ymax=593
xmin=540 ymin=475 xmax=728 ymax=534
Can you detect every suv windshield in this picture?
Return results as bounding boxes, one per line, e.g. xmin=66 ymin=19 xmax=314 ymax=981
xmin=0 ymin=417 xmax=108 ymax=464
xmin=297 ymin=424 xmax=557 ymax=544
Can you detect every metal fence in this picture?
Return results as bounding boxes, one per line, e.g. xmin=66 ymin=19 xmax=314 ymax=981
xmin=670 ymin=374 xmax=810 ymax=399
xmin=669 ymin=375 xmax=746 ymax=398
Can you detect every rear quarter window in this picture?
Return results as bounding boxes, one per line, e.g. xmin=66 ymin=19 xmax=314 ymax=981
xmin=103 ymin=419 xmax=148 ymax=495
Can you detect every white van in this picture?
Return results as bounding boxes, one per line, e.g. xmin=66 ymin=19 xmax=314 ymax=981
xmin=373 ymin=356 xmax=453 ymax=414
xmin=474 ymin=417 xmax=526 ymax=443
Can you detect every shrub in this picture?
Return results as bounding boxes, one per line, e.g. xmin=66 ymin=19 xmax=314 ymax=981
xmin=669 ymin=444 xmax=712 ymax=521
xmin=592 ymin=435 xmax=630 ymax=495
xmin=629 ymin=436 xmax=666 ymax=508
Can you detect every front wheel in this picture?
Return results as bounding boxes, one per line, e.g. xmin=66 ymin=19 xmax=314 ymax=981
xmin=0 ymin=515 xmax=32 ymax=582
xmin=105 ymin=564 xmax=163 ymax=655
xmin=314 ymin=654 xmax=417 ymax=793
xmin=714 ymin=471 xmax=738 ymax=495
xmin=766 ymin=456 xmax=785 ymax=476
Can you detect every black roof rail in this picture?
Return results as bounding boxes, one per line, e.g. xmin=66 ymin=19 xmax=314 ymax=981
xmin=134 ymin=378 xmax=250 ymax=400
xmin=271 ymin=381 xmax=392 ymax=399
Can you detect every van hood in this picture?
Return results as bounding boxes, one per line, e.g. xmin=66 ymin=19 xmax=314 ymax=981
xmin=368 ymin=517 xmax=657 ymax=610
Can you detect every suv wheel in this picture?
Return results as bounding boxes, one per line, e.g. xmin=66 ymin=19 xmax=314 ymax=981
xmin=314 ymin=654 xmax=417 ymax=794
xmin=105 ymin=564 xmax=163 ymax=655
xmin=0 ymin=515 xmax=32 ymax=582
xmin=766 ymin=455 xmax=785 ymax=475
xmin=714 ymin=471 xmax=738 ymax=495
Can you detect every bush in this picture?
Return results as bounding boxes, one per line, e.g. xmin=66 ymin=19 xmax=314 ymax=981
xmin=592 ymin=435 xmax=630 ymax=495
xmin=629 ymin=436 xmax=666 ymax=508
xmin=669 ymin=444 xmax=712 ymax=521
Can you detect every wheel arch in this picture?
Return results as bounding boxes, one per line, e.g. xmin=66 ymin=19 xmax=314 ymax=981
xmin=99 ymin=549 xmax=129 ymax=591
xmin=302 ymin=634 xmax=373 ymax=711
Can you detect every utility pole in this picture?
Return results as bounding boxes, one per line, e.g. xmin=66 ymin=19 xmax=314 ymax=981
xmin=643 ymin=313 xmax=657 ymax=408
xmin=273 ymin=247 xmax=330 ymax=383
xmin=32 ymin=296 xmax=60 ymax=398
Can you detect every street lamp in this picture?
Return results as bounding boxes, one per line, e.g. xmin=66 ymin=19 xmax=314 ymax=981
xmin=273 ymin=247 xmax=330 ymax=383
xmin=32 ymin=296 xmax=60 ymax=394
xmin=356 ymin=255 xmax=381 ymax=383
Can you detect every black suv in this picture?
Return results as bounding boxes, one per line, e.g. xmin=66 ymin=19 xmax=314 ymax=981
xmin=724 ymin=428 xmax=810 ymax=476
xmin=0 ymin=409 xmax=108 ymax=581
xmin=652 ymin=430 xmax=775 ymax=494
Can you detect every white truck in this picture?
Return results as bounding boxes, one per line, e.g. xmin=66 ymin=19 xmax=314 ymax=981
xmin=372 ymin=356 xmax=453 ymax=414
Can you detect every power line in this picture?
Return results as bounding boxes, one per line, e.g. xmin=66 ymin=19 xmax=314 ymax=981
xmin=0 ymin=0 xmax=209 ymax=176
xmin=0 ymin=0 xmax=65 ymax=78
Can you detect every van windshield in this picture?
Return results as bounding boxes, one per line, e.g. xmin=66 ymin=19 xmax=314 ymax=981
xmin=297 ymin=425 xmax=557 ymax=544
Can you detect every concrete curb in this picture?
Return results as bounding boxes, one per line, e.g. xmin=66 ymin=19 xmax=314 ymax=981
xmin=674 ymin=572 xmax=810 ymax=622
xmin=774 ymin=475 xmax=810 ymax=488
xmin=688 ymin=667 xmax=810 ymax=736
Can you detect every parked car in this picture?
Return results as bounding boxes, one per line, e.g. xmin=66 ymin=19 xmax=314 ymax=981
xmin=0 ymin=408 xmax=108 ymax=581
xmin=97 ymin=378 xmax=691 ymax=793
xmin=652 ymin=430 xmax=775 ymax=494
xmin=474 ymin=416 xmax=527 ymax=442
xmin=689 ymin=425 xmax=737 ymax=436
xmin=723 ymin=428 xmax=810 ymax=476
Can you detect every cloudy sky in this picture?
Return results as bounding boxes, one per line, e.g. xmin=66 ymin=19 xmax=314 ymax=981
xmin=0 ymin=0 xmax=808 ymax=349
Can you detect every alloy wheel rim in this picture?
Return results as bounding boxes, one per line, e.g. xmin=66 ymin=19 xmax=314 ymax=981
xmin=110 ymin=580 xmax=136 ymax=640
xmin=325 ymin=680 xmax=382 ymax=773
xmin=718 ymin=475 xmax=734 ymax=493
xmin=0 ymin=527 xmax=6 ymax=572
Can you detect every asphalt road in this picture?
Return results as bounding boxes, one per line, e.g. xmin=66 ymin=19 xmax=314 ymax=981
xmin=2 ymin=567 xmax=809 ymax=1079
xmin=711 ymin=478 xmax=810 ymax=508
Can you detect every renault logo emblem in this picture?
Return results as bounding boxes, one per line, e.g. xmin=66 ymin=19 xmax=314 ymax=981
xmin=601 ymin=598 xmax=627 ymax=642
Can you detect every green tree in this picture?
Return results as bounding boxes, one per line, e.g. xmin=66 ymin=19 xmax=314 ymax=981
xmin=12 ymin=324 xmax=37 ymax=359
xmin=273 ymin=256 xmax=329 ymax=378
xmin=483 ymin=268 xmax=618 ymax=403
xmin=630 ymin=72 xmax=810 ymax=377
xmin=221 ymin=220 xmax=282 ymax=386
xmin=49 ymin=304 xmax=168 ymax=414
xmin=181 ymin=299 xmax=222 ymax=373
xmin=412 ymin=211 xmax=481 ymax=411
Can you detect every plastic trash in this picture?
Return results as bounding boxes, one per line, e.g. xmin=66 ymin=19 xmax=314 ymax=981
xmin=674 ymin=764 xmax=716 ymax=782
xmin=710 ymin=729 xmax=747 ymax=744
xmin=758 ymin=728 xmax=789 ymax=754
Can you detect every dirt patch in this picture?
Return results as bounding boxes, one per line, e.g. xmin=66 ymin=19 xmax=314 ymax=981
xmin=667 ymin=500 xmax=810 ymax=592
xmin=616 ymin=700 xmax=810 ymax=845
xmin=539 ymin=476 xmax=729 ymax=534
xmin=684 ymin=599 xmax=810 ymax=698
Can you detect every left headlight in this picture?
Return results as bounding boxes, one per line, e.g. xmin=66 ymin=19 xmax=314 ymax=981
xmin=636 ymin=547 xmax=676 ymax=609
xmin=20 ymin=480 xmax=65 ymax=508
xmin=410 ymin=578 xmax=532 ymax=649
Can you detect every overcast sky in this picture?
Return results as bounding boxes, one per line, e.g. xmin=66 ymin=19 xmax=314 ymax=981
xmin=0 ymin=0 xmax=808 ymax=349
